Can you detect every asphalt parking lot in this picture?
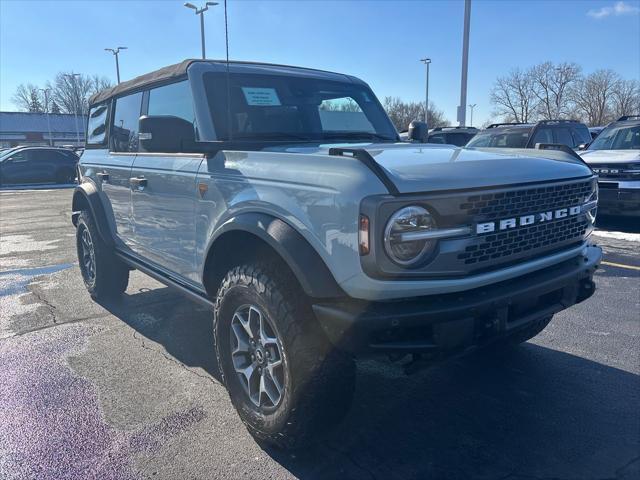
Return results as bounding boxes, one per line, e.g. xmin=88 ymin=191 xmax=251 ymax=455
xmin=1 ymin=187 xmax=638 ymax=480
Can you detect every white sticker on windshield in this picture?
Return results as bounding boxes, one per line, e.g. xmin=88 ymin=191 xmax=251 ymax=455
xmin=241 ymin=87 xmax=281 ymax=106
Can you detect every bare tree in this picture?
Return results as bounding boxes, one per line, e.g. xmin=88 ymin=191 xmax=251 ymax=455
xmin=49 ymin=72 xmax=113 ymax=115
xmin=490 ymin=68 xmax=538 ymax=123
xmin=531 ymin=61 xmax=581 ymax=119
xmin=573 ymin=69 xmax=620 ymax=126
xmin=383 ymin=96 xmax=448 ymax=131
xmin=319 ymin=97 xmax=361 ymax=112
xmin=12 ymin=84 xmax=45 ymax=112
xmin=611 ymin=79 xmax=640 ymax=120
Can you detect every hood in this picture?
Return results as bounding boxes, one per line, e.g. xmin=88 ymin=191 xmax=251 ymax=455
xmin=279 ymin=143 xmax=593 ymax=194
xmin=580 ymin=149 xmax=640 ymax=164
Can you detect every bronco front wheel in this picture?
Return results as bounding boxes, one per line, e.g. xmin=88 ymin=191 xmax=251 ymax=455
xmin=214 ymin=264 xmax=355 ymax=449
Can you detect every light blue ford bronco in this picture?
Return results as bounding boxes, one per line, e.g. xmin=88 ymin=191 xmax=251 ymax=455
xmin=72 ymin=59 xmax=601 ymax=448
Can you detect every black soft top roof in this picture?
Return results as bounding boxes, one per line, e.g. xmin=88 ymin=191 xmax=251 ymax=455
xmin=89 ymin=59 xmax=356 ymax=106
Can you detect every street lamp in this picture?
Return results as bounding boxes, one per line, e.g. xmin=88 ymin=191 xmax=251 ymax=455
xmin=468 ymin=103 xmax=477 ymax=127
xmin=63 ymin=73 xmax=82 ymax=146
xmin=420 ymin=58 xmax=431 ymax=128
xmin=184 ymin=2 xmax=218 ymax=59
xmin=38 ymin=88 xmax=53 ymax=146
xmin=104 ymin=46 xmax=127 ymax=84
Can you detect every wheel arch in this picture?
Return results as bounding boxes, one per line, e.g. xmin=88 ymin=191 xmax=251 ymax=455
xmin=71 ymin=182 xmax=114 ymax=247
xmin=202 ymin=213 xmax=344 ymax=300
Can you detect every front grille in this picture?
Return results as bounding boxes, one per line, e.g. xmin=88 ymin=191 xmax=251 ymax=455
xmin=458 ymin=216 xmax=588 ymax=265
xmin=452 ymin=179 xmax=595 ymax=270
xmin=459 ymin=180 xmax=593 ymax=218
xmin=592 ymin=163 xmax=640 ymax=181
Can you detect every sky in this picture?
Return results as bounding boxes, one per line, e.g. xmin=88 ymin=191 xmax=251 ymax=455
xmin=1 ymin=0 xmax=639 ymax=126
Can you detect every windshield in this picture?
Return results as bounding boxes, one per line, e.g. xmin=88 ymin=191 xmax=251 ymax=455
xmin=204 ymin=72 xmax=398 ymax=143
xmin=466 ymin=128 xmax=531 ymax=148
xmin=588 ymin=124 xmax=640 ymax=150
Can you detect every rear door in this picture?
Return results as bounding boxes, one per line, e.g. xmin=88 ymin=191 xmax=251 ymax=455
xmin=101 ymin=92 xmax=143 ymax=246
xmin=129 ymin=80 xmax=203 ymax=282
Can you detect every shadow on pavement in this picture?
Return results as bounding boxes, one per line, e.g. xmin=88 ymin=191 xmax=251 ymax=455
xmin=97 ymin=287 xmax=640 ymax=480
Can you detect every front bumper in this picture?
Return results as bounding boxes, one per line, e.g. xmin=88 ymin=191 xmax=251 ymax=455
xmin=597 ymin=181 xmax=640 ymax=216
xmin=313 ymin=244 xmax=601 ymax=356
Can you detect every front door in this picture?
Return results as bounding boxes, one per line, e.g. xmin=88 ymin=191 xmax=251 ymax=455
xmin=129 ymin=154 xmax=204 ymax=282
xmin=127 ymin=80 xmax=202 ymax=283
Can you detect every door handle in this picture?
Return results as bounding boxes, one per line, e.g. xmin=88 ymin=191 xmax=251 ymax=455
xmin=97 ymin=172 xmax=109 ymax=182
xmin=129 ymin=177 xmax=148 ymax=189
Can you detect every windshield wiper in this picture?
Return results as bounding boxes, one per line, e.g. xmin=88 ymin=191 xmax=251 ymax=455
xmin=232 ymin=132 xmax=313 ymax=141
xmin=321 ymin=132 xmax=396 ymax=142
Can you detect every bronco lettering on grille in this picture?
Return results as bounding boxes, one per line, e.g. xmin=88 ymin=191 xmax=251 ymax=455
xmin=476 ymin=206 xmax=581 ymax=234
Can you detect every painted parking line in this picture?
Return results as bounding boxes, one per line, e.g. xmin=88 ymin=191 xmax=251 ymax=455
xmin=601 ymin=261 xmax=640 ymax=271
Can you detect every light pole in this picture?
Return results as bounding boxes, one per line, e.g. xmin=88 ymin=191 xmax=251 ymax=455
xmin=38 ymin=88 xmax=53 ymax=146
xmin=420 ymin=58 xmax=431 ymax=128
xmin=468 ymin=103 xmax=477 ymax=127
xmin=63 ymin=73 xmax=82 ymax=146
xmin=104 ymin=46 xmax=127 ymax=84
xmin=184 ymin=2 xmax=219 ymax=59
xmin=457 ymin=0 xmax=472 ymax=126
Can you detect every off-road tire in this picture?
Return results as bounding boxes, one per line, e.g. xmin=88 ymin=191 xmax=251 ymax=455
xmin=214 ymin=263 xmax=356 ymax=450
xmin=76 ymin=210 xmax=129 ymax=300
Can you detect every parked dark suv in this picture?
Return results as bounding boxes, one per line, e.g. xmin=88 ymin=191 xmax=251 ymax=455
xmin=466 ymin=120 xmax=592 ymax=150
xmin=426 ymin=126 xmax=478 ymax=146
xmin=0 ymin=146 xmax=78 ymax=186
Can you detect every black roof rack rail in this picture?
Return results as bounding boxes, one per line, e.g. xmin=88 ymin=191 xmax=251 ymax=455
xmin=328 ymin=147 xmax=399 ymax=195
xmin=536 ymin=119 xmax=579 ymax=124
xmin=430 ymin=126 xmax=479 ymax=132
xmin=486 ymin=122 xmax=525 ymax=129
xmin=617 ymin=115 xmax=640 ymax=121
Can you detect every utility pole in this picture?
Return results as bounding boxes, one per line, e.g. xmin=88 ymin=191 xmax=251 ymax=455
xmin=39 ymin=88 xmax=53 ymax=146
xmin=457 ymin=0 xmax=472 ymax=126
xmin=104 ymin=47 xmax=127 ymax=84
xmin=63 ymin=73 xmax=82 ymax=146
xmin=468 ymin=103 xmax=477 ymax=127
xmin=184 ymin=2 xmax=218 ymax=59
xmin=420 ymin=58 xmax=431 ymax=128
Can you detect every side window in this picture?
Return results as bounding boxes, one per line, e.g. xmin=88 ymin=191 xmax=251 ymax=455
xmin=87 ymin=104 xmax=109 ymax=145
xmin=427 ymin=133 xmax=446 ymax=144
xmin=531 ymin=128 xmax=553 ymax=145
xmin=572 ymin=126 xmax=591 ymax=146
xmin=555 ymin=128 xmax=574 ymax=147
xmin=8 ymin=151 xmax=29 ymax=163
xmin=111 ymin=92 xmax=143 ymax=152
xmin=148 ymin=81 xmax=196 ymax=128
xmin=318 ymin=96 xmax=375 ymax=133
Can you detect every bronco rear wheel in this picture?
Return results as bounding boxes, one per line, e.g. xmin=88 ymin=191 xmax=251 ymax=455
xmin=76 ymin=210 xmax=129 ymax=300
xmin=214 ymin=263 xmax=355 ymax=449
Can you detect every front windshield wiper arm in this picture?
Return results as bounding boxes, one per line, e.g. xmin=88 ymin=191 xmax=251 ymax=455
xmin=232 ymin=132 xmax=314 ymax=141
xmin=321 ymin=132 xmax=396 ymax=142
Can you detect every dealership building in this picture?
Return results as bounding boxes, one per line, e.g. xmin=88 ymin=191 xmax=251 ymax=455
xmin=0 ymin=111 xmax=86 ymax=148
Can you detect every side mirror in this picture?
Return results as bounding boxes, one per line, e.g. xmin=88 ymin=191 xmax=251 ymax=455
xmin=407 ymin=121 xmax=428 ymax=142
xmin=138 ymin=115 xmax=195 ymax=153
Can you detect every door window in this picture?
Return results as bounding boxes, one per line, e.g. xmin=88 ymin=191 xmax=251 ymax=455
xmin=427 ymin=133 xmax=446 ymax=144
xmin=531 ymin=128 xmax=553 ymax=145
xmin=148 ymin=81 xmax=196 ymax=126
xmin=87 ymin=104 xmax=109 ymax=145
xmin=111 ymin=92 xmax=143 ymax=152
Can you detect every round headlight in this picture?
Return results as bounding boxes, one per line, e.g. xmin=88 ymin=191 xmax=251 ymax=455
xmin=384 ymin=206 xmax=436 ymax=266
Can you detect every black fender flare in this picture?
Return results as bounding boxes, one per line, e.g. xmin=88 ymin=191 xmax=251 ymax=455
xmin=205 ymin=213 xmax=345 ymax=299
xmin=71 ymin=182 xmax=114 ymax=248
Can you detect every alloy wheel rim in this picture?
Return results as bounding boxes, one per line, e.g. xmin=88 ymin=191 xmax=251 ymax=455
xmin=230 ymin=304 xmax=285 ymax=408
xmin=80 ymin=228 xmax=96 ymax=283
